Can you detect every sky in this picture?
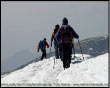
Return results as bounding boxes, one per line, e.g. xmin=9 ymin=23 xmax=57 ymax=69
xmin=1 ymin=1 xmax=108 ymax=60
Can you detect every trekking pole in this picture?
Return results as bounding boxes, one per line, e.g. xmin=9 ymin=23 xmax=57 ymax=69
xmin=50 ymin=43 xmax=56 ymax=69
xmin=78 ymin=39 xmax=84 ymax=60
xmin=53 ymin=57 xmax=55 ymax=69
xmin=50 ymin=45 xmax=51 ymax=54
xmin=53 ymin=48 xmax=55 ymax=69
xmin=72 ymin=38 xmax=76 ymax=59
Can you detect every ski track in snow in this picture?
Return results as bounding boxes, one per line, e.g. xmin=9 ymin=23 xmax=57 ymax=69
xmin=1 ymin=54 xmax=108 ymax=87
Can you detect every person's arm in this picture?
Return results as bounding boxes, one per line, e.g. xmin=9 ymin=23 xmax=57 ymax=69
xmin=51 ymin=32 xmax=54 ymax=46
xmin=46 ymin=41 xmax=49 ymax=48
xmin=37 ymin=48 xmax=40 ymax=52
xmin=70 ymin=26 xmax=79 ymax=39
xmin=37 ymin=43 xmax=40 ymax=52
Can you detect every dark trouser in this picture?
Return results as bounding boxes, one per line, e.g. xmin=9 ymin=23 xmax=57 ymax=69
xmin=55 ymin=44 xmax=59 ymax=59
xmin=41 ymin=49 xmax=46 ymax=60
xmin=54 ymin=40 xmax=59 ymax=59
xmin=59 ymin=43 xmax=72 ymax=68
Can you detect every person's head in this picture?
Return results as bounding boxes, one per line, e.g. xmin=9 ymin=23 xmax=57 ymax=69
xmin=62 ymin=17 xmax=68 ymax=25
xmin=55 ymin=24 xmax=60 ymax=29
xmin=44 ymin=38 xmax=46 ymax=41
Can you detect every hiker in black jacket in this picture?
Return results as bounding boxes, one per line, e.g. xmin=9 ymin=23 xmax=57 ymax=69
xmin=56 ymin=17 xmax=79 ymax=69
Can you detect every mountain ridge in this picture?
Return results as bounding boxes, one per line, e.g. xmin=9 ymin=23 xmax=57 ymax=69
xmin=1 ymin=35 xmax=108 ymax=75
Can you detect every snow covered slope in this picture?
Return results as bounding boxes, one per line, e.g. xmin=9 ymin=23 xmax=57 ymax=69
xmin=1 ymin=54 xmax=108 ymax=87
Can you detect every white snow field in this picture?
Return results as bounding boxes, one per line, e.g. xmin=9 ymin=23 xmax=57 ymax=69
xmin=1 ymin=53 xmax=108 ymax=87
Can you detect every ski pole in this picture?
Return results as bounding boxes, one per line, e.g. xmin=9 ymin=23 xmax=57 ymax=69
xmin=53 ymin=57 xmax=55 ymax=69
xmin=78 ymin=39 xmax=84 ymax=60
xmin=50 ymin=45 xmax=51 ymax=54
xmin=50 ymin=43 xmax=56 ymax=69
xmin=72 ymin=38 xmax=76 ymax=59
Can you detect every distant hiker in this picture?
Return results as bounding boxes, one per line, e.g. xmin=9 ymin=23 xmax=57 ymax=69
xmin=37 ymin=38 xmax=49 ymax=60
xmin=51 ymin=24 xmax=60 ymax=59
xmin=55 ymin=17 xmax=79 ymax=69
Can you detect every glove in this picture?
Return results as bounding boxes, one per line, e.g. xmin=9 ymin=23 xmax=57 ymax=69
xmin=47 ymin=46 xmax=49 ymax=48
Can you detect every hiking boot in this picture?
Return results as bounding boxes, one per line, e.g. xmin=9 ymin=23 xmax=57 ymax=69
xmin=67 ymin=64 xmax=70 ymax=68
xmin=65 ymin=61 xmax=70 ymax=68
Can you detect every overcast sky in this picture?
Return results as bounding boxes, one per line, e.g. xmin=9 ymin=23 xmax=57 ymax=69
xmin=1 ymin=1 xmax=108 ymax=60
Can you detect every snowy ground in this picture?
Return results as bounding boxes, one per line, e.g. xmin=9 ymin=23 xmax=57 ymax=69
xmin=1 ymin=54 xmax=108 ymax=87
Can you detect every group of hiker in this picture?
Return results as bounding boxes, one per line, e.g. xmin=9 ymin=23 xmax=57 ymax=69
xmin=37 ymin=17 xmax=79 ymax=69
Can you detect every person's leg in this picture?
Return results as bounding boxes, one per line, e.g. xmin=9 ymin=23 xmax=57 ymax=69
xmin=56 ymin=43 xmax=59 ymax=59
xmin=66 ymin=43 xmax=72 ymax=68
xmin=55 ymin=47 xmax=57 ymax=59
xmin=55 ymin=46 xmax=59 ymax=59
xmin=41 ymin=50 xmax=46 ymax=60
xmin=41 ymin=50 xmax=44 ymax=60
xmin=63 ymin=56 xmax=67 ymax=69
xmin=69 ymin=43 xmax=72 ymax=64
xmin=44 ymin=49 xmax=46 ymax=59
xmin=56 ymin=44 xmax=59 ymax=59
xmin=54 ymin=40 xmax=58 ymax=59
xmin=59 ymin=43 xmax=63 ymax=61
xmin=61 ymin=44 xmax=67 ymax=69
xmin=59 ymin=43 xmax=72 ymax=69
xmin=64 ymin=44 xmax=69 ymax=68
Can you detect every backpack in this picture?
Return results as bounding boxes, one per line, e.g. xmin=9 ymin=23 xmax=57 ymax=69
xmin=54 ymin=28 xmax=58 ymax=35
xmin=39 ymin=40 xmax=46 ymax=51
xmin=58 ymin=25 xmax=73 ymax=44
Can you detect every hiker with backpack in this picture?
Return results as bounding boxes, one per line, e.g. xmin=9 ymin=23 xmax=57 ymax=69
xmin=55 ymin=17 xmax=79 ymax=69
xmin=51 ymin=24 xmax=60 ymax=59
xmin=37 ymin=38 xmax=49 ymax=60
